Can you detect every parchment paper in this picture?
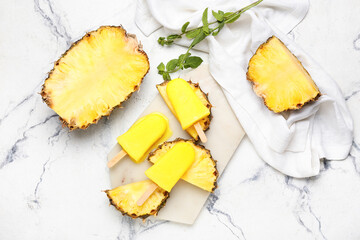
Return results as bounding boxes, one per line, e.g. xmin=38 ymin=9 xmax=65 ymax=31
xmin=108 ymin=64 xmax=245 ymax=224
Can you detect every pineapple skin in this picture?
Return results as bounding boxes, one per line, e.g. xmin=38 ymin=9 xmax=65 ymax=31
xmin=246 ymin=36 xmax=321 ymax=113
xmin=105 ymin=182 xmax=169 ymax=219
xmin=41 ymin=26 xmax=149 ymax=130
xmin=156 ymin=81 xmax=212 ymax=141
xmin=148 ymin=138 xmax=218 ymax=192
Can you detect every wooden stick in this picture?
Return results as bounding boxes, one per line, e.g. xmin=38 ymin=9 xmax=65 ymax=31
xmin=107 ymin=149 xmax=127 ymax=168
xmin=194 ymin=122 xmax=207 ymax=143
xmin=136 ymin=182 xmax=158 ymax=206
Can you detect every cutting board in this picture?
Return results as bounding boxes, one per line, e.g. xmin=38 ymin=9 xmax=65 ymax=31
xmin=108 ymin=64 xmax=245 ymax=224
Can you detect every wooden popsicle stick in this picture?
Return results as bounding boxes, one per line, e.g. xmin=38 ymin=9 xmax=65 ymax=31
xmin=136 ymin=182 xmax=158 ymax=206
xmin=194 ymin=122 xmax=207 ymax=143
xmin=107 ymin=149 xmax=127 ymax=168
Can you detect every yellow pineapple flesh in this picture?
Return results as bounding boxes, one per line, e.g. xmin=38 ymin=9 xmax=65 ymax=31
xmin=41 ymin=26 xmax=149 ymax=129
xmin=247 ymin=36 xmax=320 ymax=113
xmin=148 ymin=139 xmax=218 ymax=192
xmin=105 ymin=180 xmax=169 ymax=219
xmin=157 ymin=81 xmax=212 ymax=141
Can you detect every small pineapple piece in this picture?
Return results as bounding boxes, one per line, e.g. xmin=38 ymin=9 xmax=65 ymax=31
xmin=41 ymin=26 xmax=149 ymax=129
xmin=157 ymin=81 xmax=212 ymax=141
xmin=247 ymin=36 xmax=320 ymax=113
xmin=105 ymin=180 xmax=169 ymax=219
xmin=148 ymin=139 xmax=218 ymax=192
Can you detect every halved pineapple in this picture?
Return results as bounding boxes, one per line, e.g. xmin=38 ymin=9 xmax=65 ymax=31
xmin=247 ymin=36 xmax=320 ymax=113
xmin=148 ymin=138 xmax=218 ymax=192
xmin=105 ymin=180 xmax=169 ymax=219
xmin=157 ymin=81 xmax=212 ymax=141
xmin=41 ymin=26 xmax=149 ymax=129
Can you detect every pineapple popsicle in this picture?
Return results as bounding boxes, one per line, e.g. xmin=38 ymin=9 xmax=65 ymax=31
xmin=145 ymin=141 xmax=195 ymax=192
xmin=107 ymin=112 xmax=172 ymax=168
xmin=166 ymin=78 xmax=210 ymax=142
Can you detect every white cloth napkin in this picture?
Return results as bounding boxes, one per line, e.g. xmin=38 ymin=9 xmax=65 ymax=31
xmin=135 ymin=0 xmax=353 ymax=178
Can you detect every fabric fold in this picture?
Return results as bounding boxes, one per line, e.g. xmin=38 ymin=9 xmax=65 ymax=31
xmin=135 ymin=0 xmax=353 ymax=177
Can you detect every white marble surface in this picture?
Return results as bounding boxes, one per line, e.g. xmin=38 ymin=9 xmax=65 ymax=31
xmin=0 ymin=0 xmax=360 ymax=239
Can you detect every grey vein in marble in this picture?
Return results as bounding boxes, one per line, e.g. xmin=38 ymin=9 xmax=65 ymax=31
xmin=28 ymin=157 xmax=51 ymax=209
xmin=285 ymin=177 xmax=327 ymax=240
xmin=353 ymin=34 xmax=360 ymax=51
xmin=0 ymin=94 xmax=34 ymax=126
xmin=116 ymin=216 xmax=136 ymax=240
xmin=206 ymin=192 xmax=246 ymax=240
xmin=138 ymin=220 xmax=169 ymax=234
xmin=0 ymin=78 xmax=43 ymax=125
xmin=241 ymin=165 xmax=267 ymax=183
xmin=34 ymin=0 xmax=72 ymax=46
xmin=350 ymin=141 xmax=360 ymax=175
xmin=1 ymin=114 xmax=57 ymax=169
xmin=345 ymin=89 xmax=360 ymax=101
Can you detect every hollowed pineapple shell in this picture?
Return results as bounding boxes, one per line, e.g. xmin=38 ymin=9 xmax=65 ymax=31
xmin=157 ymin=81 xmax=212 ymax=141
xmin=105 ymin=180 xmax=169 ymax=219
xmin=148 ymin=138 xmax=218 ymax=192
xmin=41 ymin=26 xmax=150 ymax=130
xmin=247 ymin=36 xmax=320 ymax=113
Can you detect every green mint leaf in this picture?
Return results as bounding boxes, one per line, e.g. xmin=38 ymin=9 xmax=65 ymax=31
xmin=158 ymin=37 xmax=165 ymax=46
xmin=167 ymin=34 xmax=181 ymax=40
xmin=181 ymin=22 xmax=190 ymax=33
xmin=189 ymin=30 xmax=206 ymax=49
xmin=157 ymin=62 xmax=165 ymax=73
xmin=224 ymin=12 xmax=234 ymax=18
xmin=184 ymin=56 xmax=203 ymax=69
xmin=166 ymin=59 xmax=179 ymax=71
xmin=225 ymin=12 xmax=241 ymax=23
xmin=162 ymin=72 xmax=171 ymax=81
xmin=212 ymin=10 xmax=224 ymax=22
xmin=212 ymin=22 xmax=225 ymax=36
xmin=185 ymin=28 xmax=202 ymax=39
xmin=202 ymin=8 xmax=209 ymax=34
xmin=164 ymin=40 xmax=174 ymax=45
xmin=178 ymin=53 xmax=191 ymax=64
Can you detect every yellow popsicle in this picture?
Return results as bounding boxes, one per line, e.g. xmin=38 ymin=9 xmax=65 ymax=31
xmin=145 ymin=142 xmax=195 ymax=192
xmin=117 ymin=112 xmax=171 ymax=163
xmin=166 ymin=78 xmax=210 ymax=130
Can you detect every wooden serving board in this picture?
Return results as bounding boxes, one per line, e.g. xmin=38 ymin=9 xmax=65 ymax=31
xmin=108 ymin=64 xmax=245 ymax=224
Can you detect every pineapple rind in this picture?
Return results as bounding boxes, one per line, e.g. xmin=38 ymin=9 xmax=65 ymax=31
xmin=105 ymin=180 xmax=169 ymax=219
xmin=247 ymin=36 xmax=320 ymax=113
xmin=156 ymin=81 xmax=212 ymax=141
xmin=41 ymin=26 xmax=150 ymax=130
xmin=148 ymin=138 xmax=218 ymax=192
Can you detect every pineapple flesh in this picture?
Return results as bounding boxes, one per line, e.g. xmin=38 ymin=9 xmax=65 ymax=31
xmin=105 ymin=180 xmax=169 ymax=219
xmin=157 ymin=81 xmax=212 ymax=141
xmin=247 ymin=36 xmax=320 ymax=113
xmin=41 ymin=26 xmax=149 ymax=129
xmin=148 ymin=139 xmax=218 ymax=192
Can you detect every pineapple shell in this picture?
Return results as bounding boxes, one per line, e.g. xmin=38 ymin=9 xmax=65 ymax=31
xmin=156 ymin=81 xmax=212 ymax=141
xmin=105 ymin=180 xmax=169 ymax=219
xmin=41 ymin=26 xmax=150 ymax=130
xmin=148 ymin=138 xmax=218 ymax=192
xmin=247 ymin=36 xmax=320 ymax=113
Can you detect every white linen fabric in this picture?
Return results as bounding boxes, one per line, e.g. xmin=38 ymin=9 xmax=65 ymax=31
xmin=135 ymin=0 xmax=353 ymax=177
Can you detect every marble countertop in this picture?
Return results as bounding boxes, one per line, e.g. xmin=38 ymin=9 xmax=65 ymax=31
xmin=1 ymin=0 xmax=360 ymax=239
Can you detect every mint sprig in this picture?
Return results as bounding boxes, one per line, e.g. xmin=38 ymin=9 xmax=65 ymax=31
xmin=157 ymin=0 xmax=263 ymax=80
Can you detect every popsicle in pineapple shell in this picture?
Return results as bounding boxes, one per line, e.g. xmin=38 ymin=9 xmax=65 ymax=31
xmin=107 ymin=112 xmax=172 ymax=168
xmin=158 ymin=78 xmax=210 ymax=143
xmin=136 ymin=141 xmax=195 ymax=206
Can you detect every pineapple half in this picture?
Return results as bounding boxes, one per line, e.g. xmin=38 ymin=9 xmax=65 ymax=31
xmin=247 ymin=36 xmax=320 ymax=113
xmin=157 ymin=81 xmax=212 ymax=141
xmin=148 ymin=138 xmax=218 ymax=192
xmin=105 ymin=180 xmax=169 ymax=219
xmin=41 ymin=26 xmax=150 ymax=129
